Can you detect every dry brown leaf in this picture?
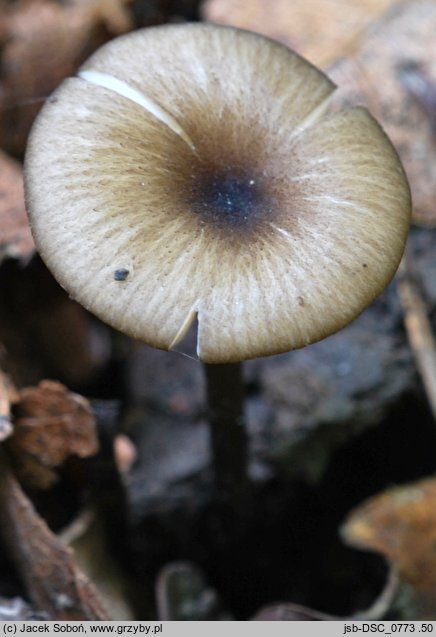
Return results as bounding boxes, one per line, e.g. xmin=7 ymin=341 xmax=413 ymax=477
xmin=6 ymin=380 xmax=98 ymax=489
xmin=74 ymin=0 xmax=134 ymax=34
xmin=342 ymin=477 xmax=436 ymax=618
xmin=201 ymin=0 xmax=398 ymax=67
xmin=0 ymin=0 xmax=133 ymax=156
xmin=0 ymin=150 xmax=34 ymax=263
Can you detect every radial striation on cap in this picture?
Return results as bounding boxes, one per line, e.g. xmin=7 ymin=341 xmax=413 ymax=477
xmin=24 ymin=23 xmax=411 ymax=363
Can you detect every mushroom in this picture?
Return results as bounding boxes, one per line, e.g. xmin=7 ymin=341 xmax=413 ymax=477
xmin=24 ymin=23 xmax=411 ymax=491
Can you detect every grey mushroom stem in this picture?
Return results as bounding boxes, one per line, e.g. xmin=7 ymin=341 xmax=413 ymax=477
xmin=204 ymin=362 xmax=248 ymax=493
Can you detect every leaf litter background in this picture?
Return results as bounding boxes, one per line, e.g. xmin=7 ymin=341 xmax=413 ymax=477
xmin=1 ymin=0 xmax=436 ymax=621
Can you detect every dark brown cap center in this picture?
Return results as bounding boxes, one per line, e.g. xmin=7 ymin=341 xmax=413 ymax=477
xmin=189 ymin=165 xmax=270 ymax=233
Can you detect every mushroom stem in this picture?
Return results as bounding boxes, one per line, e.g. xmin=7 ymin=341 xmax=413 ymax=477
xmin=204 ymin=362 xmax=248 ymax=493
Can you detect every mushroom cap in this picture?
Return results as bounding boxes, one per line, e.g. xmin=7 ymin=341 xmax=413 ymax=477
xmin=24 ymin=23 xmax=411 ymax=364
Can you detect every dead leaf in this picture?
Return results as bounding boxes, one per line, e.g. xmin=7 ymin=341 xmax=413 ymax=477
xmin=342 ymin=477 xmax=436 ymax=618
xmin=0 ymin=0 xmax=133 ymax=156
xmin=0 ymin=150 xmax=34 ymax=264
xmin=201 ymin=0 xmax=398 ymax=67
xmin=75 ymin=0 xmax=134 ymax=34
xmin=6 ymin=380 xmax=98 ymax=489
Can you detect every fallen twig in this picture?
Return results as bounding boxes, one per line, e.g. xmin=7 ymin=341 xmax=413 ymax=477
xmin=0 ymin=447 xmax=110 ymax=620
xmin=398 ymin=257 xmax=436 ymax=419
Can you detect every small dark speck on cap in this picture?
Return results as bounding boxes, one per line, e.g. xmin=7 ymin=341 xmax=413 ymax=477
xmin=297 ymin=296 xmax=306 ymax=307
xmin=114 ymin=268 xmax=129 ymax=281
xmin=362 ymin=263 xmax=368 ymax=268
